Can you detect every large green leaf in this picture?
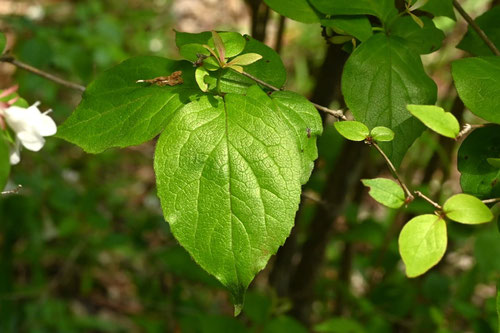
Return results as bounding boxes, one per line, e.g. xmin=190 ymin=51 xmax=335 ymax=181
xmin=310 ymin=0 xmax=398 ymax=24
xmin=443 ymin=193 xmax=493 ymax=224
xmin=58 ymin=57 xmax=200 ymax=153
xmin=154 ymin=86 xmax=302 ymax=312
xmin=263 ymin=0 xmax=320 ymax=23
xmin=399 ymin=214 xmax=447 ymax=278
xmin=321 ymin=15 xmax=373 ymax=42
xmin=0 ymin=133 xmax=10 ymax=190
xmin=457 ymin=6 xmax=500 ymax=56
xmin=389 ymin=16 xmax=445 ymax=54
xmin=420 ymin=0 xmax=455 ymax=20
xmin=452 ymin=56 xmax=500 ymax=124
xmin=270 ymin=91 xmax=322 ymax=184
xmin=458 ymin=126 xmax=500 ymax=199
xmin=342 ymin=33 xmax=437 ymax=166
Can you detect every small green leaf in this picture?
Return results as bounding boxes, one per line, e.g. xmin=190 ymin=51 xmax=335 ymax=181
xmin=211 ymin=31 xmax=226 ymax=63
xmin=407 ymin=104 xmax=460 ymax=138
xmin=330 ymin=35 xmax=353 ymax=44
xmin=195 ymin=67 xmax=210 ymax=92
xmin=408 ymin=12 xmax=424 ymax=28
xmin=179 ymin=43 xmax=210 ymax=63
xmin=443 ymin=193 xmax=493 ymax=224
xmin=390 ymin=15 xmax=445 ymax=54
xmin=399 ymin=214 xmax=447 ymax=278
xmin=361 ymin=178 xmax=405 ymax=208
xmin=321 ymin=16 xmax=373 ymax=42
xmin=370 ymin=126 xmax=394 ymax=142
xmin=487 ymin=158 xmax=500 ymax=169
xmin=0 ymin=132 xmax=10 ymax=190
xmin=334 ymin=121 xmax=369 ymax=141
xmin=227 ymin=53 xmax=263 ymax=66
xmin=0 ymin=32 xmax=6 ymax=54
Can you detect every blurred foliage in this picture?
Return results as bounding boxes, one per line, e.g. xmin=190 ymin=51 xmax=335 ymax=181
xmin=0 ymin=0 xmax=499 ymax=332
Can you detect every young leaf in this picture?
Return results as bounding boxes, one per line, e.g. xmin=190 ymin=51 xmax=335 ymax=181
xmin=195 ymin=67 xmax=210 ymax=92
xmin=58 ymin=57 xmax=200 ymax=153
xmin=452 ymin=57 xmax=500 ymax=124
xmin=154 ymin=87 xmax=303 ymax=312
xmin=443 ymin=194 xmax=493 ymax=224
xmin=211 ymin=31 xmax=226 ymax=63
xmin=208 ymin=32 xmax=246 ymax=59
xmin=227 ymin=53 xmax=263 ymax=66
xmin=342 ymin=33 xmax=437 ymax=166
xmin=361 ymin=178 xmax=405 ymax=208
xmin=458 ymin=125 xmax=500 ymax=198
xmin=406 ymin=104 xmax=460 ymax=138
xmin=370 ymin=126 xmax=394 ymax=142
xmin=0 ymin=133 xmax=10 ymax=190
xmin=399 ymin=214 xmax=447 ymax=278
xmin=334 ymin=121 xmax=369 ymax=141
xmin=487 ymin=158 xmax=500 ymax=169
xmin=408 ymin=11 xmax=424 ymax=28
xmin=270 ymin=91 xmax=323 ymax=184
xmin=0 ymin=32 xmax=6 ymax=54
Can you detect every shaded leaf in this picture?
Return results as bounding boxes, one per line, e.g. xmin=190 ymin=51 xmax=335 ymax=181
xmin=342 ymin=33 xmax=437 ymax=166
xmin=399 ymin=214 xmax=447 ymax=277
xmin=420 ymin=0 xmax=455 ymax=20
xmin=458 ymin=125 xmax=500 ymax=198
xmin=390 ymin=16 xmax=445 ymax=54
xmin=362 ymin=178 xmax=405 ymax=208
xmin=263 ymin=0 xmax=321 ymax=23
xmin=321 ymin=16 xmax=373 ymax=42
xmin=443 ymin=193 xmax=493 ymax=224
xmin=310 ymin=0 xmax=398 ymax=24
xmin=457 ymin=6 xmax=500 ymax=56
xmin=407 ymin=104 xmax=460 ymax=138
xmin=452 ymin=56 xmax=500 ymax=124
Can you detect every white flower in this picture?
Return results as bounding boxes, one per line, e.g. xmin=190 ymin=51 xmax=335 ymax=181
xmin=0 ymin=102 xmax=57 ymax=165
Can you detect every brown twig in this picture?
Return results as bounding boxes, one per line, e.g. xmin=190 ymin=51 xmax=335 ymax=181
xmin=0 ymin=55 xmax=85 ymax=92
xmin=414 ymin=191 xmax=442 ymax=210
xmin=370 ymin=141 xmax=414 ymax=201
xmin=482 ymin=198 xmax=500 ymax=205
xmin=453 ymin=0 xmax=500 ymax=56
xmin=239 ymin=70 xmax=346 ymax=119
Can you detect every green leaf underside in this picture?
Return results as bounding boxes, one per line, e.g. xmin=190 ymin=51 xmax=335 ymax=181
xmin=270 ymin=91 xmax=323 ymax=184
xmin=390 ymin=16 xmax=445 ymax=54
xmin=370 ymin=126 xmax=394 ymax=142
xmin=58 ymin=57 xmax=200 ymax=153
xmin=420 ymin=0 xmax=455 ymax=20
xmin=457 ymin=6 xmax=500 ymax=56
xmin=154 ymin=87 xmax=303 ymax=309
xmin=0 ymin=133 xmax=10 ymax=190
xmin=452 ymin=56 xmax=500 ymax=124
xmin=458 ymin=125 xmax=500 ymax=198
xmin=310 ymin=0 xmax=397 ymax=23
xmin=342 ymin=33 xmax=437 ymax=166
xmin=407 ymin=104 xmax=459 ymax=138
xmin=362 ymin=178 xmax=405 ymax=208
xmin=263 ymin=0 xmax=321 ymax=23
xmin=334 ymin=121 xmax=369 ymax=141
xmin=399 ymin=214 xmax=447 ymax=277
xmin=443 ymin=193 xmax=493 ymax=224
xmin=321 ymin=16 xmax=373 ymax=42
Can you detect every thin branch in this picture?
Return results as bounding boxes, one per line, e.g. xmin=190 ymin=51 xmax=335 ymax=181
xmin=239 ymin=70 xmax=346 ymax=119
xmin=0 ymin=55 xmax=85 ymax=92
xmin=453 ymin=0 xmax=500 ymax=56
xmin=482 ymin=198 xmax=500 ymax=205
xmin=370 ymin=141 xmax=414 ymax=201
xmin=456 ymin=123 xmax=490 ymax=139
xmin=1 ymin=184 xmax=22 ymax=196
xmin=414 ymin=191 xmax=442 ymax=210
